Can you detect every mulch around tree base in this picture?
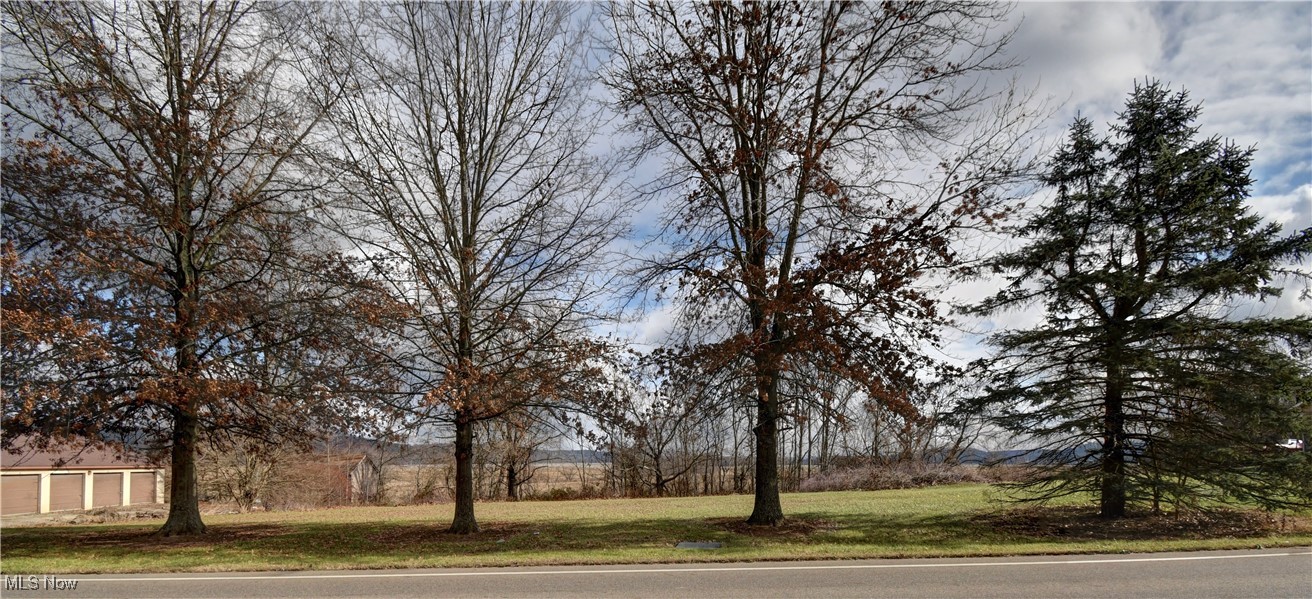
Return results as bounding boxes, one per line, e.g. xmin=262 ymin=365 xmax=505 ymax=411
xmin=708 ymin=516 xmax=838 ymax=537
xmin=977 ymin=505 xmax=1310 ymax=541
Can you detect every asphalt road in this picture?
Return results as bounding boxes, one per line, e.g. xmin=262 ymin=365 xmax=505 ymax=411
xmin=3 ymin=548 xmax=1309 ymax=598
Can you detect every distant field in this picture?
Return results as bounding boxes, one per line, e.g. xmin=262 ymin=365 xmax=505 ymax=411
xmin=379 ymin=461 xmax=730 ymax=502
xmin=2 ymin=484 xmax=1309 ymax=574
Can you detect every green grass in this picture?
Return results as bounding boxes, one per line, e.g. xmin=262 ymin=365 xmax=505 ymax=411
xmin=2 ymin=485 xmax=1309 ymax=574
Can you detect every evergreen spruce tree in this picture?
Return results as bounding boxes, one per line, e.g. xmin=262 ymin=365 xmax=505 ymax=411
xmin=969 ymin=81 xmax=1312 ymax=518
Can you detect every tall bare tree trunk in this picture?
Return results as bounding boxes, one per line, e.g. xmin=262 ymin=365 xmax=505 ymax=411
xmin=731 ymin=414 xmax=742 ymax=493
xmin=506 ymin=462 xmax=518 ymax=501
xmin=748 ymin=364 xmax=783 ymax=525
xmin=160 ymin=274 xmax=207 ymax=536
xmin=451 ymin=415 xmax=479 ymax=533
xmin=819 ymin=392 xmax=832 ymax=473
xmin=160 ymin=407 xmax=206 ymax=535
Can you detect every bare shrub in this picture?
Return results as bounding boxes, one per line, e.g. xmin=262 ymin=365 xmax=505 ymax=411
xmin=979 ymin=464 xmax=1041 ymax=484
xmin=524 ymin=484 xmax=613 ymax=502
xmin=261 ymin=461 xmax=353 ymax=511
xmin=409 ymin=465 xmax=450 ymax=504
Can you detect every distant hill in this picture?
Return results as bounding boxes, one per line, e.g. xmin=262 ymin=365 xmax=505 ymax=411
xmin=952 ymin=444 xmax=1101 ymax=466
xmin=309 ymin=436 xmax=1096 ymax=468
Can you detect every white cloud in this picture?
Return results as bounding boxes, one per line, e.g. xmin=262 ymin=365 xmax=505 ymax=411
xmin=1249 ymin=184 xmax=1312 ymax=235
xmin=597 ymin=302 xmax=680 ymax=352
xmin=1151 ymin=2 xmax=1312 ymax=195
xmin=1009 ymin=2 xmax=1163 ymax=124
xmin=1006 ymin=2 xmax=1311 ymax=199
xmin=962 ymin=1 xmax=1312 ymax=352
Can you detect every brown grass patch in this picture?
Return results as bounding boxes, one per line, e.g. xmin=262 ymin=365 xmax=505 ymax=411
xmin=979 ymin=506 xmax=1311 ymax=541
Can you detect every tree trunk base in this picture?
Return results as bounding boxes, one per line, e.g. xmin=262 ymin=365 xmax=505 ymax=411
xmin=1098 ymin=506 xmax=1127 ymax=519
xmin=157 ymin=508 xmax=208 ymax=536
xmin=448 ymin=518 xmax=480 ymax=534
xmin=745 ymin=513 xmax=783 ymax=527
xmin=746 ymin=498 xmax=784 ymax=526
xmin=451 ymin=416 xmax=479 ymax=535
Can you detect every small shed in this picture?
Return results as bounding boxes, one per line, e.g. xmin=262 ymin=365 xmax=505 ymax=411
xmin=0 ymin=439 xmax=164 ymax=516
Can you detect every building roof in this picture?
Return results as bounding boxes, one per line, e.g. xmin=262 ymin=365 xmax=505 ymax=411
xmin=1 ymin=438 xmax=157 ymax=471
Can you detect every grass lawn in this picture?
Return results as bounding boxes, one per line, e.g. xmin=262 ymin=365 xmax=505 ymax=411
xmin=2 ymin=484 xmax=1309 ymax=574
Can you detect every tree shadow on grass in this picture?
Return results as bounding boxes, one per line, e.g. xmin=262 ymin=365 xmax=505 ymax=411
xmin=3 ymin=506 xmax=1305 ymax=571
xmin=0 ymin=523 xmax=295 ymax=563
xmin=975 ymin=505 xmax=1310 ymax=541
xmin=0 ymin=513 xmax=995 ymax=564
xmin=780 ymin=511 xmax=1004 ymax=550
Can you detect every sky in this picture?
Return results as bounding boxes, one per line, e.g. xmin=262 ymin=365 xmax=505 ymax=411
xmin=940 ymin=0 xmax=1312 ymax=363
xmin=615 ymin=1 xmax=1312 ymax=364
xmin=1011 ymin=1 xmax=1310 ymax=199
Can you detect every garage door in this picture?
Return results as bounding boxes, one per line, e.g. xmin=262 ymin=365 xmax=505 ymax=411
xmin=93 ymin=472 xmax=124 ymax=508
xmin=49 ymin=473 xmax=84 ymax=511
xmin=1 ymin=474 xmax=40 ymax=515
xmin=130 ymin=472 xmax=156 ymax=504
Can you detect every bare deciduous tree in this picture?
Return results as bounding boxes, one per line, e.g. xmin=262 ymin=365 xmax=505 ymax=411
xmin=322 ymin=1 xmax=628 ymax=534
xmin=606 ymin=1 xmax=1038 ymax=524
